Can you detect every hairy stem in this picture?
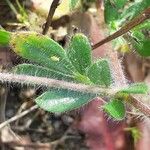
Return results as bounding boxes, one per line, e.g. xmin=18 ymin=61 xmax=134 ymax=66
xmin=0 ymin=73 xmax=150 ymax=117
xmin=0 ymin=73 xmax=118 ymax=96
xmin=42 ymin=0 xmax=61 ymax=35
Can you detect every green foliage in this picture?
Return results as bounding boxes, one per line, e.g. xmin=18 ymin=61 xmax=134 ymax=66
xmin=69 ymin=0 xmax=80 ymax=10
xmin=87 ymin=59 xmax=112 ymax=87
xmin=120 ymin=83 xmax=149 ymax=94
xmin=103 ymin=99 xmax=126 ymax=120
xmin=105 ymin=0 xmax=150 ymax=25
xmin=35 ymin=89 xmax=96 ymax=112
xmin=0 ymin=29 xmax=149 ymax=119
xmin=112 ymin=0 xmax=127 ymax=9
xmin=13 ymin=64 xmax=71 ymax=80
xmin=121 ymin=0 xmax=150 ymax=21
xmin=0 ymin=30 xmax=11 ymax=46
xmin=10 ymin=32 xmax=77 ymax=77
xmin=131 ymin=24 xmax=150 ymax=57
xmin=104 ymin=0 xmax=150 ymax=57
xmin=133 ymin=38 xmax=150 ymax=57
xmin=104 ymin=0 xmax=127 ymax=24
xmin=104 ymin=0 xmax=119 ymax=24
xmin=67 ymin=33 xmax=92 ymax=75
xmin=133 ymin=32 xmax=150 ymax=57
xmin=0 ymin=30 xmax=115 ymax=113
xmin=120 ymin=0 xmax=150 ymax=40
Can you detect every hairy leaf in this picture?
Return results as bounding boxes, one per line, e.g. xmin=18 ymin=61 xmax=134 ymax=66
xmin=134 ymin=39 xmax=150 ymax=57
xmin=104 ymin=0 xmax=119 ymax=24
xmin=13 ymin=63 xmax=73 ymax=80
xmin=103 ymin=99 xmax=126 ymax=120
xmin=131 ymin=28 xmax=150 ymax=57
xmin=35 ymin=89 xmax=96 ymax=112
xmin=120 ymin=83 xmax=149 ymax=94
xmin=87 ymin=59 xmax=112 ymax=86
xmin=67 ymin=33 xmax=92 ymax=75
xmin=10 ymin=32 xmax=77 ymax=77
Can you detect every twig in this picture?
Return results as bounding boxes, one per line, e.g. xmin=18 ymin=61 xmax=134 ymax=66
xmin=0 ymin=72 xmax=118 ymax=96
xmin=128 ymin=95 xmax=150 ymax=117
xmin=0 ymin=105 xmax=38 ymax=130
xmin=0 ymin=85 xmax=7 ymax=149
xmin=5 ymin=0 xmax=18 ymax=16
xmin=4 ymin=127 xmax=76 ymax=149
xmin=42 ymin=0 xmax=61 ymax=35
xmin=4 ymin=141 xmax=52 ymax=149
xmin=0 ymin=85 xmax=7 ymax=123
xmin=92 ymin=7 xmax=150 ymax=49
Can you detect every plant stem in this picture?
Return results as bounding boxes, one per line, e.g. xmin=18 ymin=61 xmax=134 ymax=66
xmin=0 ymin=73 xmax=118 ymax=96
xmin=0 ymin=73 xmax=150 ymax=117
xmin=0 ymin=85 xmax=7 ymax=123
xmin=92 ymin=7 xmax=150 ymax=49
xmin=42 ymin=0 xmax=61 ymax=35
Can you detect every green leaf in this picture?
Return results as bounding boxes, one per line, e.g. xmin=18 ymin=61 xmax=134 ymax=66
xmin=69 ymin=0 xmax=80 ymax=10
xmin=119 ymin=83 xmax=149 ymax=94
xmin=67 ymin=33 xmax=92 ymax=75
xmin=13 ymin=64 xmax=73 ymax=81
xmin=133 ymin=20 xmax=150 ymax=31
xmin=104 ymin=0 xmax=119 ymax=24
xmin=121 ymin=0 xmax=150 ymax=21
xmin=114 ymin=0 xmax=128 ymax=9
xmin=131 ymin=29 xmax=150 ymax=57
xmin=74 ymin=73 xmax=92 ymax=85
xmin=134 ymin=39 xmax=150 ymax=57
xmin=131 ymin=31 xmax=145 ymax=41
xmin=103 ymin=99 xmax=126 ymax=120
xmin=35 ymin=89 xmax=96 ymax=112
xmin=10 ymin=32 xmax=77 ymax=77
xmin=112 ymin=0 xmax=127 ymax=9
xmin=105 ymin=0 xmax=150 ymax=26
xmin=0 ymin=29 xmax=11 ymax=46
xmin=87 ymin=59 xmax=112 ymax=86
xmin=104 ymin=0 xmax=127 ymax=24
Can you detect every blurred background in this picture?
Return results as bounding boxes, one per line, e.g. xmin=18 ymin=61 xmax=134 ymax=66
xmin=0 ymin=0 xmax=150 ymax=150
